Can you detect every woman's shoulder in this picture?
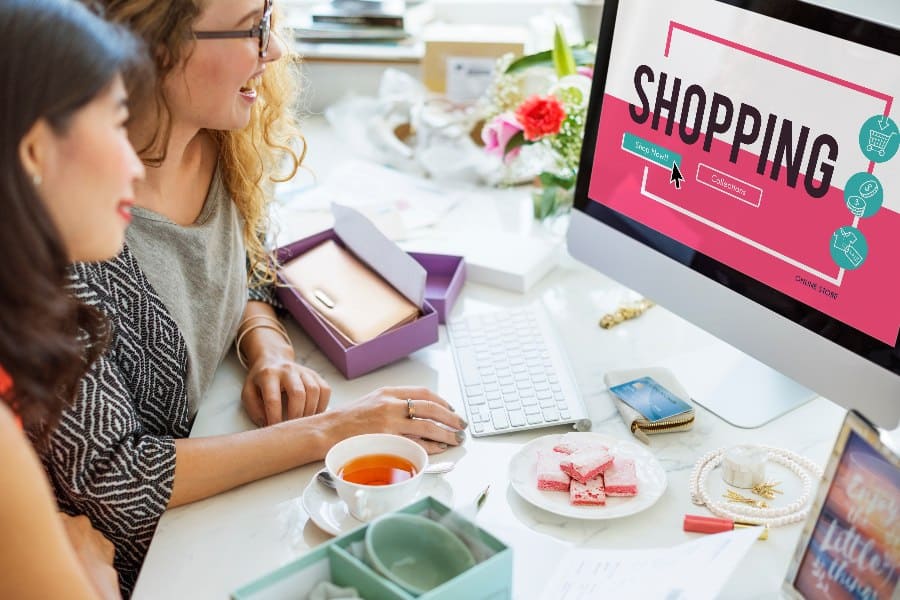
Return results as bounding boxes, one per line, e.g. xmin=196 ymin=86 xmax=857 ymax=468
xmin=67 ymin=244 xmax=149 ymax=307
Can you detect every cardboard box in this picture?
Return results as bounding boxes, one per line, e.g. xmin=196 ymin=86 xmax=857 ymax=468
xmin=232 ymin=497 xmax=513 ymax=600
xmin=409 ymin=252 xmax=466 ymax=324
xmin=276 ymin=229 xmax=440 ymax=379
xmin=422 ymin=24 xmax=527 ymax=100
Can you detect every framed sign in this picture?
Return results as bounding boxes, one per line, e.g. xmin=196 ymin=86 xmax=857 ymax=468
xmin=784 ymin=410 xmax=899 ymax=599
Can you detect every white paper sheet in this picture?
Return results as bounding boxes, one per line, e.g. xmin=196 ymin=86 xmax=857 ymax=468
xmin=538 ymin=527 xmax=763 ymax=600
xmin=274 ymin=160 xmax=461 ymax=243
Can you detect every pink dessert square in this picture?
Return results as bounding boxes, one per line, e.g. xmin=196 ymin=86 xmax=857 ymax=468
xmin=536 ymin=450 xmax=571 ymax=491
xmin=603 ymin=458 xmax=639 ymax=496
xmin=552 ymin=434 xmax=607 ymax=455
xmin=560 ymin=447 xmax=615 ymax=484
xmin=570 ymin=478 xmax=606 ymax=505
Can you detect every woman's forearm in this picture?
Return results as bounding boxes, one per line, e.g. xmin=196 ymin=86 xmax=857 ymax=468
xmin=168 ymin=412 xmax=337 ymax=508
xmin=238 ymin=301 xmax=293 ymax=365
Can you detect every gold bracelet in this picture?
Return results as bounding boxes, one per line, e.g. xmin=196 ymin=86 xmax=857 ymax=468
xmin=598 ymin=298 xmax=655 ymax=329
xmin=237 ymin=314 xmax=285 ymax=337
xmin=235 ymin=322 xmax=292 ymax=369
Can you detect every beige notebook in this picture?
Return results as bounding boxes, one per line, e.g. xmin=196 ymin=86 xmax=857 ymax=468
xmin=280 ymin=240 xmax=419 ymax=345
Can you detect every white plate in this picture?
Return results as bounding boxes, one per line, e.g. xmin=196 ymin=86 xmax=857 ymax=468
xmin=509 ymin=432 xmax=667 ymax=519
xmin=302 ymin=476 xmax=454 ymax=536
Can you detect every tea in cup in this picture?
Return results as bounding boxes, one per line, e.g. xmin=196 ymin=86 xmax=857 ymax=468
xmin=324 ymin=434 xmax=428 ymax=521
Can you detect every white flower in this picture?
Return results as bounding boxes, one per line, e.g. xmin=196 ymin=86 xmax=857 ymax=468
xmin=550 ymin=75 xmax=592 ymax=109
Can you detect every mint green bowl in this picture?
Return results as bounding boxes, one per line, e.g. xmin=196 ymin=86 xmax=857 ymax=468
xmin=365 ymin=513 xmax=476 ymax=595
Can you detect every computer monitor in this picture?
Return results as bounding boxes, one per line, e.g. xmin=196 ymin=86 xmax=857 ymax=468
xmin=568 ymin=0 xmax=900 ymax=428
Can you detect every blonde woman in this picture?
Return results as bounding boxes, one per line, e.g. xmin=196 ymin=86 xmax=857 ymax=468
xmin=36 ymin=0 xmax=467 ymax=594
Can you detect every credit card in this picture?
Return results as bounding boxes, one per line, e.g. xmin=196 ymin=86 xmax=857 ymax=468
xmin=609 ymin=376 xmax=692 ymax=422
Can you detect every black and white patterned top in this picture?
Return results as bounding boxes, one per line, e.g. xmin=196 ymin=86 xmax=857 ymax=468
xmin=36 ymin=244 xmax=277 ymax=596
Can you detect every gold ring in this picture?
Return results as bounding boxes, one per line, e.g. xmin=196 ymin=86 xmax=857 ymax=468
xmin=406 ymin=398 xmax=415 ymax=419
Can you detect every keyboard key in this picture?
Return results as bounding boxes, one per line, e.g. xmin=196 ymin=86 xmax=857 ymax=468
xmin=524 ymin=404 xmax=540 ymax=415
xmin=473 ymin=422 xmax=486 ymax=433
xmin=467 ymin=394 xmax=486 ymax=406
xmin=521 ymin=396 xmax=538 ymax=407
xmin=465 ymin=385 xmax=482 ymax=396
xmin=488 ymin=399 xmax=503 ymax=410
xmin=527 ymin=412 xmax=543 ymax=425
xmin=542 ymin=407 xmax=559 ymax=422
xmin=509 ymin=410 xmax=526 ymax=427
xmin=485 ymin=390 xmax=501 ymax=401
xmin=456 ymin=350 xmax=481 ymax=382
xmin=491 ymin=409 xmax=510 ymax=429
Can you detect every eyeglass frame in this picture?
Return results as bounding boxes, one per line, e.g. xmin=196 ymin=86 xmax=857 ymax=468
xmin=192 ymin=0 xmax=273 ymax=58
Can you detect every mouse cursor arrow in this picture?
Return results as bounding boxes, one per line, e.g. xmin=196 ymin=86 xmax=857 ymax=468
xmin=670 ymin=162 xmax=684 ymax=190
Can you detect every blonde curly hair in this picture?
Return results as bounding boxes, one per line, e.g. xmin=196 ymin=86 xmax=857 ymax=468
xmin=91 ymin=0 xmax=303 ymax=286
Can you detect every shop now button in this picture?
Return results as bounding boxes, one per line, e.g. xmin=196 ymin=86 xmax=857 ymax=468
xmin=696 ymin=163 xmax=763 ymax=208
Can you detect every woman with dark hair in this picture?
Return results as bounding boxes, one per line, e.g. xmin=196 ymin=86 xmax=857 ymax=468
xmin=0 ymin=0 xmax=145 ymax=597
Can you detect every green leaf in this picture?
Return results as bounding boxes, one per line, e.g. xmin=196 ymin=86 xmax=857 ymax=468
xmin=552 ymin=25 xmax=576 ymax=77
xmin=505 ymin=44 xmax=595 ymax=74
xmin=502 ymin=130 xmax=528 ymax=157
xmin=539 ymin=171 xmax=576 ymax=190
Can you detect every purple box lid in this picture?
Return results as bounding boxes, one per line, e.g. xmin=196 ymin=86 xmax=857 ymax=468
xmin=408 ymin=252 xmax=466 ymax=324
xmin=275 ymin=230 xmax=442 ymax=379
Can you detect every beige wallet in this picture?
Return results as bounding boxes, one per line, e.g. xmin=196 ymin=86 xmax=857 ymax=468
xmin=280 ymin=240 xmax=419 ymax=345
xmin=604 ymin=367 xmax=695 ymax=444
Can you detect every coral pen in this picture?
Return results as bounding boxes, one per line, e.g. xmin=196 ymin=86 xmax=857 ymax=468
xmin=683 ymin=514 xmax=769 ymax=540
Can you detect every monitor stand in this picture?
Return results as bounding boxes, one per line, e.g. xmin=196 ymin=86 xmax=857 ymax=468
xmin=670 ymin=346 xmax=817 ymax=428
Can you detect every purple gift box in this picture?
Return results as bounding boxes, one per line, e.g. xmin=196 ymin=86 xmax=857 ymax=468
xmin=276 ymin=230 xmax=465 ymax=379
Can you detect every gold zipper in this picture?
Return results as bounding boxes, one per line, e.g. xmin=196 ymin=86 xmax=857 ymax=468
xmin=632 ymin=414 xmax=695 ymax=433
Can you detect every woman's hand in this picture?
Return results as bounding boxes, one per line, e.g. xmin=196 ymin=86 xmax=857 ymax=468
xmin=330 ymin=386 xmax=468 ymax=454
xmin=59 ymin=513 xmax=120 ymax=600
xmin=242 ymin=354 xmax=331 ymax=426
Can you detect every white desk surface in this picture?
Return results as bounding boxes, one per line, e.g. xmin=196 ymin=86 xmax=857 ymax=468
xmin=132 ymin=117 xmax=848 ymax=599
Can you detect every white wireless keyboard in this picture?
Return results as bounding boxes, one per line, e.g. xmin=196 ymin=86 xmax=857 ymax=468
xmin=447 ymin=305 xmax=591 ymax=437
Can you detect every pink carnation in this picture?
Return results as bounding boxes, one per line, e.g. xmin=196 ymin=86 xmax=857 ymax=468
xmin=482 ymin=113 xmax=524 ymax=162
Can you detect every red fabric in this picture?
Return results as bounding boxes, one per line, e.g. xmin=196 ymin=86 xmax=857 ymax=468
xmin=0 ymin=366 xmax=20 ymax=429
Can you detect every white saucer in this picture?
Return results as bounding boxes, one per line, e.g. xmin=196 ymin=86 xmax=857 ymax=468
xmin=302 ymin=476 xmax=454 ymax=536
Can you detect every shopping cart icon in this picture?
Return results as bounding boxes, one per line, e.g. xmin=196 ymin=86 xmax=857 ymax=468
xmin=867 ymin=129 xmax=896 ymax=157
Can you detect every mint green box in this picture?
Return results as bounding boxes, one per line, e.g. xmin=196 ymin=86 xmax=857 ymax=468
xmin=232 ymin=497 xmax=513 ymax=600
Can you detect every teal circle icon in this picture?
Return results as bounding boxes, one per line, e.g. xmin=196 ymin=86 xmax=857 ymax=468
xmin=859 ymin=115 xmax=899 ymax=162
xmin=843 ymin=172 xmax=883 ymax=218
xmin=830 ymin=226 xmax=868 ymax=270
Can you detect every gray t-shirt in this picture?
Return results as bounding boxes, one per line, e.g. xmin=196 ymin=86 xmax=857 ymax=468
xmin=126 ymin=168 xmax=246 ymax=413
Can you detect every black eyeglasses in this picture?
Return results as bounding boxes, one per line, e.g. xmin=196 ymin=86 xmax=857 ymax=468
xmin=193 ymin=0 xmax=273 ymax=58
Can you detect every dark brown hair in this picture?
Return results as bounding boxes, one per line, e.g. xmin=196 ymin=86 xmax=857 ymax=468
xmin=0 ymin=0 xmax=145 ymax=431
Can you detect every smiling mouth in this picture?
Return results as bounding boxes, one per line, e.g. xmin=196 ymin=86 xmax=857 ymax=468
xmin=240 ymin=74 xmax=263 ymax=97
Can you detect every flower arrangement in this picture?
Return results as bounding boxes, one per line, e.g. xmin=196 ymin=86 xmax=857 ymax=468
xmin=480 ymin=26 xmax=595 ymax=220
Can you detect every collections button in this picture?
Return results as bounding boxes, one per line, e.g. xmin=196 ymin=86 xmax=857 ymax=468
xmin=621 ymin=132 xmax=682 ymax=170
xmin=696 ymin=163 xmax=763 ymax=207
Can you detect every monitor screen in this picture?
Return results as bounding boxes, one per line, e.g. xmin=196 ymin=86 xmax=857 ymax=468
xmin=570 ymin=0 xmax=900 ymax=427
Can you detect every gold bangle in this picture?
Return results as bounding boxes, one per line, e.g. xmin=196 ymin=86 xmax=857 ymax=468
xmin=235 ymin=322 xmax=292 ymax=369
xmin=237 ymin=314 xmax=285 ymax=337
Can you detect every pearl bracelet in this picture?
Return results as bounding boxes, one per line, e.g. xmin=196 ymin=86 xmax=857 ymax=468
xmin=688 ymin=446 xmax=823 ymax=527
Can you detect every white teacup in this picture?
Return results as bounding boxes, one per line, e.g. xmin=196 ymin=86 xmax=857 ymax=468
xmin=325 ymin=434 xmax=428 ymax=522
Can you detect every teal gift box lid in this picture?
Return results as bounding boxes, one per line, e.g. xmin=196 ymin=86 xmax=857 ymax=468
xmin=231 ymin=496 xmax=512 ymax=600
